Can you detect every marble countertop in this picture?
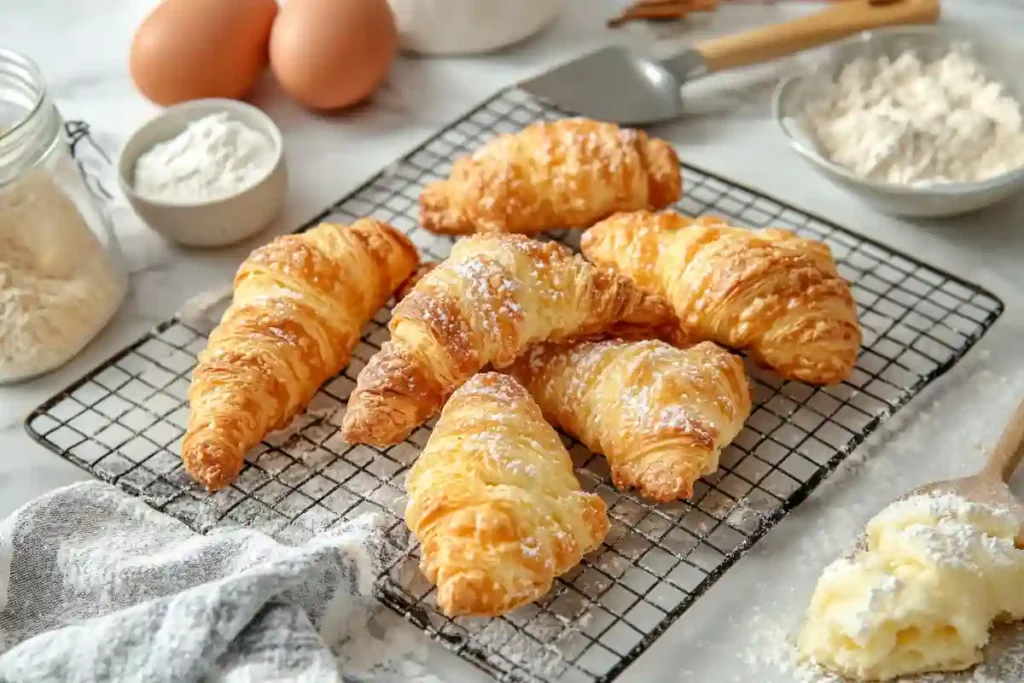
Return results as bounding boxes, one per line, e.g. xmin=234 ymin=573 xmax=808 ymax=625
xmin=3 ymin=1 xmax=1024 ymax=681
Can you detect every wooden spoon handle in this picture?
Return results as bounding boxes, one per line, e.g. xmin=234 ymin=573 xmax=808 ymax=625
xmin=984 ymin=398 xmax=1024 ymax=483
xmin=693 ymin=0 xmax=940 ymax=72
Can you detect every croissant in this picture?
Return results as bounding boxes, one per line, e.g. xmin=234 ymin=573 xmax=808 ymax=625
xmin=404 ymin=373 xmax=609 ymax=617
xmin=419 ymin=118 xmax=682 ymax=236
xmin=182 ymin=219 xmax=419 ymax=491
xmin=341 ymin=233 xmax=674 ymax=447
xmin=509 ymin=339 xmax=751 ymax=501
xmin=581 ymin=211 xmax=862 ymax=384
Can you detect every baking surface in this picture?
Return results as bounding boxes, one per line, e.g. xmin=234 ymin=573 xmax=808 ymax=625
xmin=24 ymin=88 xmax=1001 ymax=682
xmin=2 ymin=1 xmax=1024 ymax=682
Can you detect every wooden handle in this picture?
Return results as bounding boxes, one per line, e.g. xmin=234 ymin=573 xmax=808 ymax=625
xmin=693 ymin=0 xmax=940 ymax=72
xmin=984 ymin=398 xmax=1024 ymax=483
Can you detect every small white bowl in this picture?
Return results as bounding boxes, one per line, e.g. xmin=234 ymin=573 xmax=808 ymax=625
xmin=118 ymin=99 xmax=287 ymax=247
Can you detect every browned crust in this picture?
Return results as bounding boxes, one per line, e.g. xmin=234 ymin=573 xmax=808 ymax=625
xmin=582 ymin=211 xmax=862 ymax=385
xmin=182 ymin=220 xmax=420 ymax=491
xmin=418 ymin=119 xmax=683 ymax=236
xmin=405 ymin=373 xmax=609 ymax=617
xmin=342 ymin=234 xmax=678 ymax=447
xmin=419 ymin=180 xmax=474 ymax=235
xmin=339 ymin=340 xmax=448 ymax=447
xmin=507 ymin=339 xmax=751 ymax=503
xmin=641 ymin=137 xmax=683 ymax=209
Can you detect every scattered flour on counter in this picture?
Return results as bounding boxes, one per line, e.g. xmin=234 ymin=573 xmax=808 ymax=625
xmin=805 ymin=50 xmax=1024 ymax=185
xmin=310 ymin=515 xmax=444 ymax=682
xmin=331 ymin=608 xmax=443 ymax=683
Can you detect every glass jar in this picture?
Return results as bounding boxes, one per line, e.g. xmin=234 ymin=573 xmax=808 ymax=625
xmin=0 ymin=48 xmax=127 ymax=384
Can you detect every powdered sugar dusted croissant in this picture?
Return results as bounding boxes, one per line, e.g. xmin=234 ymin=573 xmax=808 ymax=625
xmin=182 ymin=219 xmax=419 ymax=491
xmin=404 ymin=373 xmax=609 ymax=617
xmin=582 ymin=211 xmax=862 ymax=384
xmin=509 ymin=339 xmax=751 ymax=501
xmin=419 ymin=118 xmax=682 ymax=235
xmin=341 ymin=233 xmax=674 ymax=447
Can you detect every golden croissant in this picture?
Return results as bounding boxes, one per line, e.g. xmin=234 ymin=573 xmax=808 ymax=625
xmin=509 ymin=339 xmax=751 ymax=502
xmin=581 ymin=211 xmax=862 ymax=384
xmin=341 ymin=233 xmax=674 ymax=447
xmin=419 ymin=118 xmax=682 ymax=236
xmin=404 ymin=373 xmax=609 ymax=617
xmin=182 ymin=219 xmax=419 ymax=491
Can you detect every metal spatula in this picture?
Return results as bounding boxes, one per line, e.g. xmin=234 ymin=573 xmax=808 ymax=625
xmin=520 ymin=0 xmax=940 ymax=125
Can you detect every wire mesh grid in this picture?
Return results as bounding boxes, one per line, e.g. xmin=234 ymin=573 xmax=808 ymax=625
xmin=26 ymin=88 xmax=1002 ymax=683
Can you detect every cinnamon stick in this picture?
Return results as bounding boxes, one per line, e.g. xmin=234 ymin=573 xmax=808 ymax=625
xmin=608 ymin=0 xmax=720 ymax=29
xmin=608 ymin=2 xmax=691 ymax=28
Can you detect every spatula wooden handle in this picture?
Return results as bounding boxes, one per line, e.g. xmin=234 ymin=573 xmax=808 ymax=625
xmin=984 ymin=398 xmax=1024 ymax=483
xmin=693 ymin=0 xmax=940 ymax=72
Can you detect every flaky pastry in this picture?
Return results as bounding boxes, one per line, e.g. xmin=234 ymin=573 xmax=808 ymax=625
xmin=420 ymin=118 xmax=682 ymax=235
xmin=582 ymin=211 xmax=861 ymax=384
xmin=341 ymin=233 xmax=673 ymax=446
xmin=182 ymin=219 xmax=419 ymax=490
xmin=509 ymin=339 xmax=751 ymax=501
xmin=404 ymin=373 xmax=609 ymax=617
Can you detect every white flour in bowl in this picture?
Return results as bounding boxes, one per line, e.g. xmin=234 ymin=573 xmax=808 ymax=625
xmin=804 ymin=50 xmax=1024 ymax=186
xmin=132 ymin=112 xmax=276 ymax=203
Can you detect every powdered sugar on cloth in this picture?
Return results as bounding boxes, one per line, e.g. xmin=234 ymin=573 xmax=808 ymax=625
xmin=0 ymin=481 xmax=430 ymax=682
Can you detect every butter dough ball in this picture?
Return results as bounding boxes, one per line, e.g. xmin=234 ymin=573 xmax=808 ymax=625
xmin=797 ymin=494 xmax=1024 ymax=681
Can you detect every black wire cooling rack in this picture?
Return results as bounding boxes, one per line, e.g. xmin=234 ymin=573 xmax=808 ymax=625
xmin=27 ymin=88 xmax=1003 ymax=683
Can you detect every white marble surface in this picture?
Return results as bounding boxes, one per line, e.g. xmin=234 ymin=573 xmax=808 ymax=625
xmin=2 ymin=1 xmax=1024 ymax=681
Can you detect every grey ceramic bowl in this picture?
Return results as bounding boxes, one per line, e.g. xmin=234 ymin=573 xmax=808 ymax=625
xmin=118 ymin=99 xmax=287 ymax=247
xmin=773 ymin=26 xmax=1024 ymax=219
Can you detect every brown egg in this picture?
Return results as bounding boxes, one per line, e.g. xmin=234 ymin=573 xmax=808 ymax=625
xmin=130 ymin=0 xmax=279 ymax=106
xmin=270 ymin=0 xmax=398 ymax=111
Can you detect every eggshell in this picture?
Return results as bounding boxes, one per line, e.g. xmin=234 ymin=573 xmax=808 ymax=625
xmin=270 ymin=0 xmax=398 ymax=111
xmin=130 ymin=0 xmax=279 ymax=106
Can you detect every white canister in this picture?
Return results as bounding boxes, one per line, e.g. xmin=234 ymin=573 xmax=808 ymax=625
xmin=388 ymin=0 xmax=560 ymax=57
